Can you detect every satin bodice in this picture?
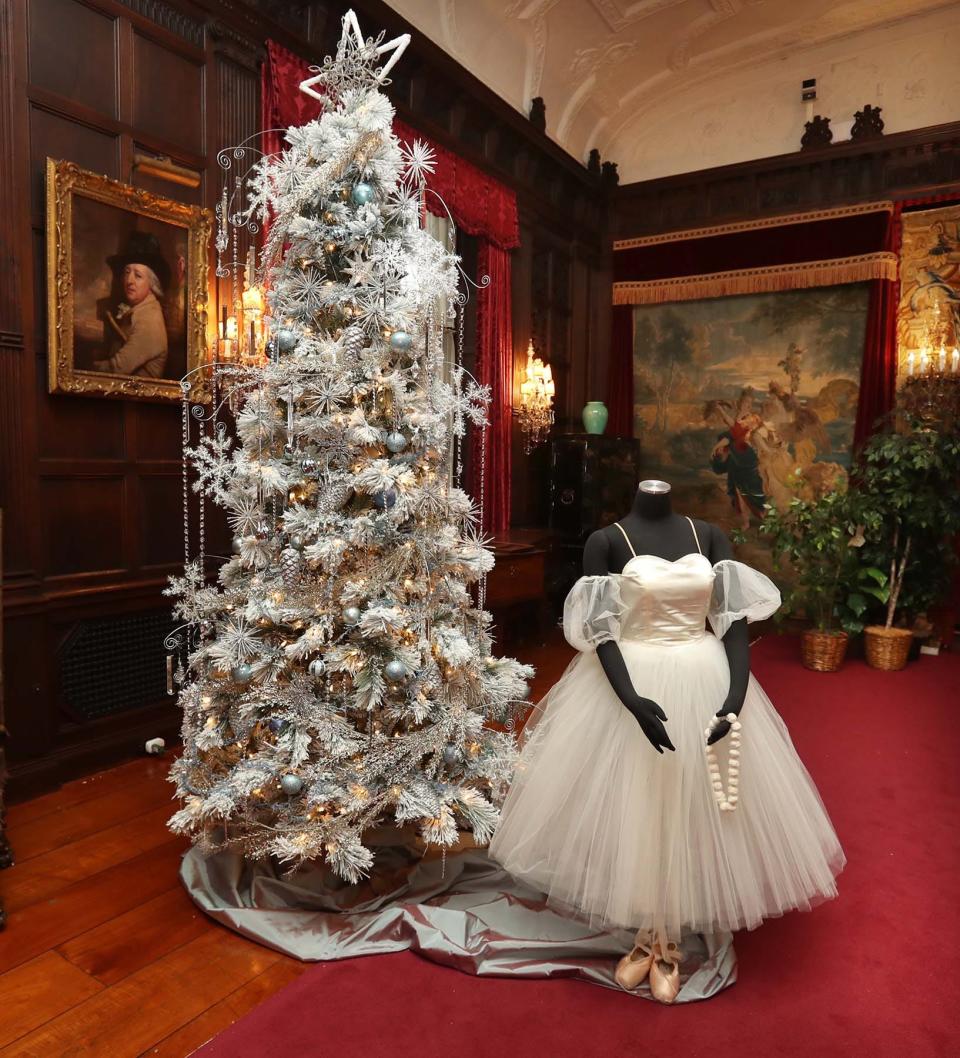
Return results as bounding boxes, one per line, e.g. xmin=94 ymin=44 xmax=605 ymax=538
xmin=617 ymin=553 xmax=714 ymax=646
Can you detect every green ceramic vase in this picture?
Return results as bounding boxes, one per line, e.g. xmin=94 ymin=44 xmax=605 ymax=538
xmin=582 ymin=401 xmax=608 ymax=435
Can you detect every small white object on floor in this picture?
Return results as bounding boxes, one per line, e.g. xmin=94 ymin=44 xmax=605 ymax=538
xmin=145 ymin=737 xmax=166 ymax=756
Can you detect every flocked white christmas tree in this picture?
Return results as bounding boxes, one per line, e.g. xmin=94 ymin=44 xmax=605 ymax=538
xmin=166 ymin=11 xmax=533 ymax=882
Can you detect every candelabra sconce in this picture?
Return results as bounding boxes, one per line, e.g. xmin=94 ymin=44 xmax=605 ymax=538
xmin=901 ymin=349 xmax=960 ymax=431
xmin=900 ymin=300 xmax=960 ymax=430
xmin=217 ymin=250 xmax=268 ymax=365
xmin=515 ymin=339 xmax=555 ymax=454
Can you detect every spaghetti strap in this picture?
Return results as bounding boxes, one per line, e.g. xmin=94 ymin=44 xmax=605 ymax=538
xmin=686 ymin=516 xmax=703 ymax=555
xmin=614 ymin=522 xmax=637 ymax=558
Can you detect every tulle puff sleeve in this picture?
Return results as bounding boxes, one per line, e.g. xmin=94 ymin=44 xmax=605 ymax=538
xmin=709 ymin=560 xmax=781 ymax=639
xmin=562 ymin=575 xmax=626 ymax=652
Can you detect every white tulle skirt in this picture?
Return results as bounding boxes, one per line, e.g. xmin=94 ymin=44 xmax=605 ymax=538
xmin=489 ymin=636 xmax=846 ymax=937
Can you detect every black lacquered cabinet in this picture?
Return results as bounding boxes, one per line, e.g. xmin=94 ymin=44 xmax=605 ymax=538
xmin=547 ymin=435 xmax=642 ymax=604
xmin=549 ymin=434 xmax=643 ymax=543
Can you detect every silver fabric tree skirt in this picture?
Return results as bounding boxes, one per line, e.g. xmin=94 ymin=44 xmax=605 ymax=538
xmin=180 ymin=843 xmax=737 ymax=1003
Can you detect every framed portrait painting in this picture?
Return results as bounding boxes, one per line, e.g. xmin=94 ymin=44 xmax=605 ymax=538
xmin=46 ymin=159 xmax=212 ymax=401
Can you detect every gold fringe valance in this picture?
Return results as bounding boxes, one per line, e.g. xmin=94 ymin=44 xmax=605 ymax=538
xmin=612 ymin=252 xmax=899 ymax=306
xmin=613 ymin=201 xmax=894 ymax=250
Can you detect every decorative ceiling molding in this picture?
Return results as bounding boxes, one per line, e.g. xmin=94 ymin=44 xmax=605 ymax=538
xmin=668 ymin=0 xmax=743 ymax=72
xmin=386 ymin=0 xmax=960 ymax=180
xmin=589 ymin=0 xmax=687 ymax=33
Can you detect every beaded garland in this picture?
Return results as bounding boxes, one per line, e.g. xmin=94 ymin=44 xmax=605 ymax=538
xmin=705 ymin=712 xmax=742 ymax=812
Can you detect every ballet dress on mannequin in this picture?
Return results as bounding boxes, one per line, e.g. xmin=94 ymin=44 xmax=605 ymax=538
xmin=488 ymin=480 xmax=845 ymax=998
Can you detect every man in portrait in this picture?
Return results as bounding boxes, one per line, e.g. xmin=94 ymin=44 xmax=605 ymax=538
xmin=92 ymin=231 xmax=170 ymax=378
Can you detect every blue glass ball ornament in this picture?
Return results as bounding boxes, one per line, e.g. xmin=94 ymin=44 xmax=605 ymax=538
xmin=351 ymin=181 xmax=375 ymax=205
xmin=342 ymin=605 xmax=362 ymax=625
xmin=280 ymin=773 xmax=304 ymax=796
xmin=442 ymin=743 xmax=459 ymax=765
xmin=389 ymin=330 xmax=413 ymax=352
xmin=385 ymin=431 xmax=408 ymax=453
xmin=384 ymin=659 xmax=408 ymax=681
xmin=277 ymin=328 xmax=298 ymax=354
xmin=308 ymin=658 xmax=326 ymax=678
xmin=372 ymin=488 xmax=397 ymax=511
xmin=231 ymin=663 xmax=253 ymax=683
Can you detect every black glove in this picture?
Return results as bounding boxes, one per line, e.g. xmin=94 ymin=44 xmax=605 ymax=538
xmin=623 ymin=693 xmax=676 ymax=754
xmin=706 ymin=703 xmax=740 ymax=746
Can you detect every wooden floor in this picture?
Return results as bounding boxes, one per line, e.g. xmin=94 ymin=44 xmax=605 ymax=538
xmin=0 ymin=632 xmax=571 ymax=1058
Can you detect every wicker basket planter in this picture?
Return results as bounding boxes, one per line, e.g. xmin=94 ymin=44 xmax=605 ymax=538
xmin=864 ymin=625 xmax=913 ymax=671
xmin=800 ymin=629 xmax=849 ymax=672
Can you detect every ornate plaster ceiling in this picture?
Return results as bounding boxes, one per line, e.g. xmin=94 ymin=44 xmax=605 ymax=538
xmin=385 ymin=0 xmax=960 ymax=182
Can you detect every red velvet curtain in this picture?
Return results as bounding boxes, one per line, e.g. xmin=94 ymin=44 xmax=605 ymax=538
xmin=853 ymin=203 xmax=903 ymax=449
xmin=471 ymin=244 xmax=513 ymax=535
xmin=261 ymin=40 xmax=519 ymax=535
xmin=607 ymin=305 xmax=634 ymax=437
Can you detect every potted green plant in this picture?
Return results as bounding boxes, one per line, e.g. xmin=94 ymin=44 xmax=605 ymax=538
xmin=760 ymin=483 xmax=886 ymax=672
xmin=853 ymin=419 xmax=960 ymax=670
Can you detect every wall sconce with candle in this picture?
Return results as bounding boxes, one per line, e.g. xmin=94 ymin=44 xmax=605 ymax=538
xmin=900 ymin=299 xmax=960 ymax=429
xmin=217 ymin=247 xmax=268 ymax=365
xmin=515 ymin=339 xmax=555 ymax=453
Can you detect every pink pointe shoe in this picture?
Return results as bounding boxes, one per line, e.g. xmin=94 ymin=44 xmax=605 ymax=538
xmin=648 ymin=940 xmax=682 ymax=1004
xmin=614 ymin=936 xmax=655 ymax=991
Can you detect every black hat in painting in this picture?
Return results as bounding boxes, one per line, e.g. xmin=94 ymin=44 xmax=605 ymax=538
xmin=107 ymin=231 xmax=171 ymax=292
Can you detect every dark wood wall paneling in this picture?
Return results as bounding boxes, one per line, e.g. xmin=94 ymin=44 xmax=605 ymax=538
xmin=0 ymin=0 xmax=262 ymax=798
xmin=0 ymin=0 xmax=614 ymax=798
xmin=614 ymin=121 xmax=960 ymax=238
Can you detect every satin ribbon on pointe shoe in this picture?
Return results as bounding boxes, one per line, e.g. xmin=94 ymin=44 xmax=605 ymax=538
xmin=648 ymin=937 xmax=682 ymax=1004
xmin=614 ymin=930 xmax=655 ymax=991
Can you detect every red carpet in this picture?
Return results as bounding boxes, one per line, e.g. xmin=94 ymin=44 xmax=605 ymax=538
xmin=196 ymin=636 xmax=960 ymax=1058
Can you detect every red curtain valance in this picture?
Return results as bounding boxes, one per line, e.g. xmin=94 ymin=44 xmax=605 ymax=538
xmin=613 ymin=202 xmax=897 ymax=305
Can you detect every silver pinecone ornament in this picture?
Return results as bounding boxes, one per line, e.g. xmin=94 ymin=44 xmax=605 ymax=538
xmin=279 ymin=548 xmax=302 ymax=589
xmin=341 ymin=325 xmax=364 ymax=358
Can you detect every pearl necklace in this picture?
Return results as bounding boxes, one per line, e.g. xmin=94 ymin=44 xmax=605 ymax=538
xmin=705 ymin=712 xmax=742 ymax=813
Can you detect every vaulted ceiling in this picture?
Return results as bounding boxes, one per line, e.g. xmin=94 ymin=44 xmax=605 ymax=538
xmin=385 ymin=0 xmax=960 ymax=183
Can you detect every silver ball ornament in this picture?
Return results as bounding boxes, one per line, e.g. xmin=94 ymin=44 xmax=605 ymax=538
xmin=385 ymin=431 xmax=408 ymax=453
xmin=351 ymin=182 xmax=375 ymax=205
xmin=277 ymin=328 xmax=297 ymax=354
xmin=231 ymin=663 xmax=253 ymax=683
xmin=280 ymin=773 xmax=304 ymax=796
xmin=308 ymin=658 xmax=326 ymax=678
xmin=231 ymin=536 xmax=243 ymax=554
xmin=289 ymin=535 xmax=305 ymax=551
xmin=342 ymin=605 xmax=362 ymax=625
xmin=389 ymin=330 xmax=413 ymax=352
xmin=384 ymin=659 xmax=408 ymax=681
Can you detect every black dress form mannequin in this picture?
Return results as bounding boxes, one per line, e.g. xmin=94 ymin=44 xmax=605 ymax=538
xmin=582 ymin=479 xmax=750 ymax=753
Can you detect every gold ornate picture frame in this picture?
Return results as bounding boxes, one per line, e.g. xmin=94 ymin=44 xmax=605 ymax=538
xmin=46 ymin=158 xmax=212 ymax=401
